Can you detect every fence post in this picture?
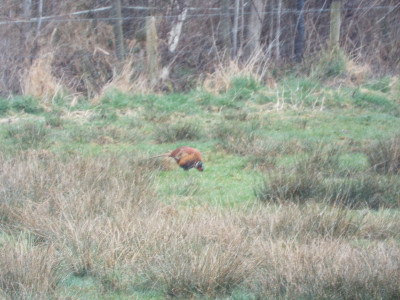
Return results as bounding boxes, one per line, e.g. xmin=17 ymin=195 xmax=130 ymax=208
xmin=146 ymin=15 xmax=159 ymax=82
xmin=294 ymin=0 xmax=305 ymax=62
xmin=245 ymin=0 xmax=264 ymax=59
xmin=23 ymin=0 xmax=32 ymax=64
xmin=219 ymin=0 xmax=231 ymax=57
xmin=329 ymin=1 xmax=341 ymax=53
xmin=232 ymin=0 xmax=240 ymax=58
xmin=275 ymin=0 xmax=282 ymax=61
xmin=111 ymin=0 xmax=125 ymax=62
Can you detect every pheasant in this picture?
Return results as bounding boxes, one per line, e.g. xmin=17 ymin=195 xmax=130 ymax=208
xmin=150 ymin=146 xmax=204 ymax=172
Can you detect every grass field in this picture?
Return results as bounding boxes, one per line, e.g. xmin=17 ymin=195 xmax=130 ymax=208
xmin=0 ymin=73 xmax=400 ymax=299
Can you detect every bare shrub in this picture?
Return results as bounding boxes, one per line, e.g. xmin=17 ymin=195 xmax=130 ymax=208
xmin=2 ymin=1 xmax=400 ymax=97
xmin=51 ymin=45 xmax=113 ymax=98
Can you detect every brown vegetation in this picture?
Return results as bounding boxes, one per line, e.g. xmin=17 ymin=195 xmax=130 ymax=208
xmin=0 ymin=0 xmax=399 ymax=97
xmin=0 ymin=152 xmax=399 ymax=298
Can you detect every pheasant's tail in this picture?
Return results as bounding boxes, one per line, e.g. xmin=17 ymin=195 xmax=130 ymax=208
xmin=148 ymin=152 xmax=171 ymax=159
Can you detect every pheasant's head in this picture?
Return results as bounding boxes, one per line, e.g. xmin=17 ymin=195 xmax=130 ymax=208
xmin=195 ymin=161 xmax=204 ymax=172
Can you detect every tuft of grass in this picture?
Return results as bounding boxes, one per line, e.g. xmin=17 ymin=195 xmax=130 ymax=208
xmin=312 ymin=50 xmax=349 ymax=79
xmin=138 ymin=211 xmax=259 ymax=298
xmin=255 ymin=144 xmax=398 ymax=208
xmin=67 ymin=125 xmax=99 ymax=144
xmin=322 ymin=175 xmax=393 ymax=209
xmin=202 ymin=58 xmax=265 ymax=95
xmin=9 ymin=96 xmax=43 ymax=114
xmin=246 ymin=238 xmax=400 ymax=299
xmin=226 ymin=76 xmax=261 ymax=101
xmin=255 ymin=145 xmax=340 ymax=203
xmin=0 ymin=234 xmax=61 ymax=299
xmin=66 ymin=124 xmax=141 ymax=146
xmin=157 ymin=242 xmax=252 ymax=298
xmin=254 ymin=167 xmax=317 ymax=204
xmin=0 ymin=98 xmax=9 ymax=115
xmin=364 ymin=76 xmax=391 ymax=93
xmin=100 ymin=89 xmax=133 ymax=109
xmin=91 ymin=107 xmax=119 ymax=122
xmin=278 ymin=76 xmax=323 ymax=108
xmin=352 ymin=89 xmax=395 ymax=112
xmin=164 ymin=176 xmax=201 ymax=197
xmin=154 ymin=121 xmax=203 ymax=144
xmin=6 ymin=121 xmax=49 ymax=149
xmin=364 ymin=134 xmax=400 ymax=175
xmin=44 ymin=112 xmax=64 ymax=128
xmin=213 ymin=120 xmax=264 ymax=155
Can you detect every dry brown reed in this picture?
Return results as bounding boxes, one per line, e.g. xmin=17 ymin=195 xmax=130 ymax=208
xmin=22 ymin=56 xmax=63 ymax=103
xmin=97 ymin=59 xmax=158 ymax=103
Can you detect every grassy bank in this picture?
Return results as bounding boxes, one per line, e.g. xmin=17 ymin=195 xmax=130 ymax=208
xmin=0 ymin=73 xmax=400 ymax=298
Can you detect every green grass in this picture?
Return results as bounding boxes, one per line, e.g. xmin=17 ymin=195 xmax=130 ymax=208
xmin=157 ymin=154 xmax=259 ymax=206
xmin=352 ymin=88 xmax=397 ymax=113
xmin=311 ymin=49 xmax=349 ymax=79
xmin=0 ymin=98 xmax=9 ymax=115
xmin=5 ymin=120 xmax=49 ymax=150
xmin=364 ymin=76 xmax=391 ymax=93
xmin=0 ymin=73 xmax=400 ymax=298
xmin=10 ymin=96 xmax=43 ymax=114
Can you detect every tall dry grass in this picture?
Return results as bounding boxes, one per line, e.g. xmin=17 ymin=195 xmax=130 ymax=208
xmin=202 ymin=54 xmax=270 ymax=94
xmin=365 ymin=134 xmax=400 ymax=175
xmin=0 ymin=234 xmax=60 ymax=299
xmin=22 ymin=56 xmax=63 ymax=103
xmin=248 ymin=238 xmax=400 ymax=299
xmin=0 ymin=152 xmax=399 ymax=298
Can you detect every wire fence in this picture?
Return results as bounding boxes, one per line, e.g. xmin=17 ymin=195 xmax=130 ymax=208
xmin=0 ymin=1 xmax=399 ymax=96
xmin=1 ymin=4 xmax=399 ymax=24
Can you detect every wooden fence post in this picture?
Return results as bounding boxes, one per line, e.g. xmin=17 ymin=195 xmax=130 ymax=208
xmin=220 ymin=0 xmax=231 ymax=56
xmin=146 ymin=15 xmax=159 ymax=82
xmin=111 ymin=0 xmax=125 ymax=62
xmin=329 ymin=1 xmax=341 ymax=53
xmin=294 ymin=0 xmax=305 ymax=62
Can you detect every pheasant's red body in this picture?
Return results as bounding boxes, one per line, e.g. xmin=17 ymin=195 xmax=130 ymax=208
xmin=151 ymin=146 xmax=204 ymax=172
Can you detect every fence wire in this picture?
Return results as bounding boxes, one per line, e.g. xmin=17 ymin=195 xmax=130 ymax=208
xmin=1 ymin=4 xmax=399 ymax=25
